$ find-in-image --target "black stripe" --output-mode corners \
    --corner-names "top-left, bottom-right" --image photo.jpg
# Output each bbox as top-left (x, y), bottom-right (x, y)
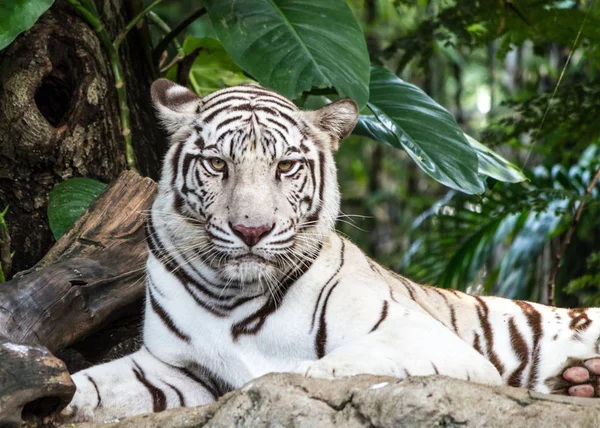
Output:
top-left (202, 95), bottom-right (248, 111)
top-left (146, 218), bottom-right (228, 317)
top-left (254, 96), bottom-right (297, 111)
top-left (315, 279), bottom-right (340, 358)
top-left (203, 104), bottom-right (232, 123)
top-left (203, 87), bottom-right (295, 109)
top-left (369, 300), bottom-right (389, 333)
top-left (515, 300), bottom-right (543, 388)
top-left (310, 240), bottom-right (345, 330)
top-left (176, 367), bottom-right (220, 400)
top-left (507, 316), bottom-right (529, 387)
top-left (132, 360), bottom-right (167, 412)
top-left (165, 382), bottom-right (185, 407)
top-left (86, 375), bottom-right (102, 409)
top-left (231, 244), bottom-right (321, 341)
top-left (265, 116), bottom-right (290, 133)
top-left (474, 296), bottom-right (505, 375)
top-left (216, 114), bottom-right (244, 132)
top-left (170, 142), bottom-right (184, 186)
top-left (148, 286), bottom-right (191, 343)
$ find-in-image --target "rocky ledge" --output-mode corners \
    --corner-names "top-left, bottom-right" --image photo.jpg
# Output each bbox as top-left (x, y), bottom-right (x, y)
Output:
top-left (63, 374), bottom-right (600, 428)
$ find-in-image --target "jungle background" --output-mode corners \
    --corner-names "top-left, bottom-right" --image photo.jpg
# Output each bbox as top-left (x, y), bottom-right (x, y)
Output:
top-left (1, 0), bottom-right (599, 310)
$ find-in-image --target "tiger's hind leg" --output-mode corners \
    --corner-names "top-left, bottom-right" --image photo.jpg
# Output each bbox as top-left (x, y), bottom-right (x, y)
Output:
top-left (548, 358), bottom-right (600, 398)
top-left (60, 347), bottom-right (217, 422)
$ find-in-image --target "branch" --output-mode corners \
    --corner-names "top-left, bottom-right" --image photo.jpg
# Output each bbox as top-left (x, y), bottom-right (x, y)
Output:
top-left (153, 8), bottom-right (207, 65)
top-left (114, 0), bottom-right (166, 49)
top-left (548, 166), bottom-right (600, 305)
top-left (147, 11), bottom-right (185, 60)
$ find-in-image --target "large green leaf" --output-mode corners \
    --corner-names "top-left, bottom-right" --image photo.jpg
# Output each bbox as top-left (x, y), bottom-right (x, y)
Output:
top-left (0, 0), bottom-right (54, 51)
top-left (465, 134), bottom-right (527, 183)
top-left (48, 178), bottom-right (106, 240)
top-left (182, 36), bottom-right (255, 97)
top-left (203, 0), bottom-right (370, 107)
top-left (354, 66), bottom-right (485, 194)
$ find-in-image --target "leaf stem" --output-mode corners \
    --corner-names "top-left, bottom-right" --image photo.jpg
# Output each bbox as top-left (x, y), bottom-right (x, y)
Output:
top-left (0, 206), bottom-right (11, 282)
top-left (114, 0), bottom-right (165, 49)
top-left (548, 166), bottom-right (600, 306)
top-left (153, 7), bottom-right (207, 65)
top-left (67, 0), bottom-right (138, 171)
top-left (147, 11), bottom-right (185, 58)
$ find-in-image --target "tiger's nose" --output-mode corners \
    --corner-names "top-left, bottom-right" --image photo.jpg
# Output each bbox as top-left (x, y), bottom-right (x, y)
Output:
top-left (230, 223), bottom-right (274, 247)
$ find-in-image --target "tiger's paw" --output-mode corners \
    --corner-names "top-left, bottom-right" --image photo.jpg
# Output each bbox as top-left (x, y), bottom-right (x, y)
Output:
top-left (562, 358), bottom-right (600, 398)
top-left (293, 355), bottom-right (400, 379)
top-left (59, 374), bottom-right (101, 422)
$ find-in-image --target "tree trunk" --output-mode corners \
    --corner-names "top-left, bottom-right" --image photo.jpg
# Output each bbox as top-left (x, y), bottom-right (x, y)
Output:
top-left (0, 0), bottom-right (167, 275)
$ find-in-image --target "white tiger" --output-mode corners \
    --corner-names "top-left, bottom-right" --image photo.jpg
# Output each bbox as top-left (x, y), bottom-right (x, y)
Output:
top-left (62, 79), bottom-right (600, 422)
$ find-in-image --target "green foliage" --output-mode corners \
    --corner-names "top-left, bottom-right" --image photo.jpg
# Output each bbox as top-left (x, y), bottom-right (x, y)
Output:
top-left (465, 134), bottom-right (526, 183)
top-left (0, 0), bottom-right (54, 50)
top-left (203, 0), bottom-right (371, 107)
top-left (5, 0), bottom-right (597, 307)
top-left (181, 36), bottom-right (254, 96)
top-left (402, 144), bottom-right (600, 302)
top-left (356, 66), bottom-right (488, 194)
top-left (567, 252), bottom-right (600, 307)
top-left (47, 178), bottom-right (106, 240)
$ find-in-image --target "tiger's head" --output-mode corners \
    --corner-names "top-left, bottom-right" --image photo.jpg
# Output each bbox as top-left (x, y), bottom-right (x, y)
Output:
top-left (151, 79), bottom-right (358, 286)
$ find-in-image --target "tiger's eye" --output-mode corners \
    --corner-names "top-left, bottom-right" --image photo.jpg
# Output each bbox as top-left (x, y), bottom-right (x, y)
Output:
top-left (210, 158), bottom-right (226, 171)
top-left (278, 160), bottom-right (294, 172)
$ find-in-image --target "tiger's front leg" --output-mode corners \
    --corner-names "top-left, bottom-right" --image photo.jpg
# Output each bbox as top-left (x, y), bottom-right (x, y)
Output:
top-left (61, 347), bottom-right (216, 422)
top-left (294, 307), bottom-right (503, 386)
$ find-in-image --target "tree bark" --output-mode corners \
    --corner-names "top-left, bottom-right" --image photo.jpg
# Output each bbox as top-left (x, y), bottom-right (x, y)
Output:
top-left (0, 0), bottom-right (167, 274)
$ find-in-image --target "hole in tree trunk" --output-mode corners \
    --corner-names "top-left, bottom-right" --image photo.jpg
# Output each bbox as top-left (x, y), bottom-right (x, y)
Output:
top-left (35, 39), bottom-right (78, 128)
top-left (35, 69), bottom-right (75, 128)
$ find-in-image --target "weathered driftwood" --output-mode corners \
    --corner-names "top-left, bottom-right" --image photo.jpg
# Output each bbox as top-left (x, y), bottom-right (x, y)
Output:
top-left (0, 341), bottom-right (73, 427)
top-left (0, 171), bottom-right (155, 422)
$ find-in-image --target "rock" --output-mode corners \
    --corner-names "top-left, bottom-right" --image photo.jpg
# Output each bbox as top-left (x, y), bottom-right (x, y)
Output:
top-left (59, 373), bottom-right (600, 428)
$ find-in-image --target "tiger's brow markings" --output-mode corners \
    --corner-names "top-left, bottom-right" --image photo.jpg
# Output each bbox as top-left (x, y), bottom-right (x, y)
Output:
top-left (215, 115), bottom-right (244, 132)
top-left (202, 86), bottom-right (296, 107)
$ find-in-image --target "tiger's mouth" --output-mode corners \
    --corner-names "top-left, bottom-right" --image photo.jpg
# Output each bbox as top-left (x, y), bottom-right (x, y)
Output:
top-left (230, 254), bottom-right (270, 264)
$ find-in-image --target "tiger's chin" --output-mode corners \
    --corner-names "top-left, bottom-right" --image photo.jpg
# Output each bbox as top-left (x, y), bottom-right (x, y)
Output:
top-left (220, 255), bottom-right (282, 286)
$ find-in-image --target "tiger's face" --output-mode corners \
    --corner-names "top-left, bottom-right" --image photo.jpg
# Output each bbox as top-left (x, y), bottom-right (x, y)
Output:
top-left (151, 80), bottom-right (358, 286)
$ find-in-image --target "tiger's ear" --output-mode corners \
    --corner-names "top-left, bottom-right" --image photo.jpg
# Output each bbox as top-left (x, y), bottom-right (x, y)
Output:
top-left (151, 79), bottom-right (202, 134)
top-left (305, 99), bottom-right (359, 151)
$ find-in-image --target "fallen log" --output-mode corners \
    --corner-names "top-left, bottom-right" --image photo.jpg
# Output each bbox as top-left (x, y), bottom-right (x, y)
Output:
top-left (0, 171), bottom-right (155, 423)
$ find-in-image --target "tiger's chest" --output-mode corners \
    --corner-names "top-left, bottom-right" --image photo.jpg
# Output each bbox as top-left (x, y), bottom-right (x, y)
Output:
top-left (144, 262), bottom-right (325, 385)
